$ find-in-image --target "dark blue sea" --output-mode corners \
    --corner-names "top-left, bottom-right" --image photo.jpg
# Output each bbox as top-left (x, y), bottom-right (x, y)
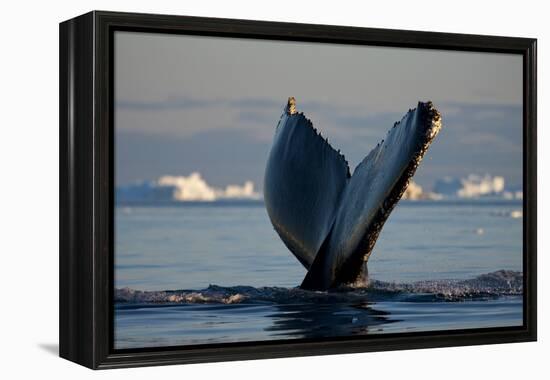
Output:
top-left (114, 200), bottom-right (523, 349)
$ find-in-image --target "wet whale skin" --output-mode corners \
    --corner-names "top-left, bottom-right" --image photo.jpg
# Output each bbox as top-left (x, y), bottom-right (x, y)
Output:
top-left (264, 99), bottom-right (442, 290)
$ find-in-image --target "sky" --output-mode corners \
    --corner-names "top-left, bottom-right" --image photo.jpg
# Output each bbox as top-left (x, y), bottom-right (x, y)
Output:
top-left (114, 31), bottom-right (523, 191)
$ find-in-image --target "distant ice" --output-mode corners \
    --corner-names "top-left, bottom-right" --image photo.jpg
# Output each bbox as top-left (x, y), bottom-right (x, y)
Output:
top-left (117, 172), bottom-right (261, 202)
top-left (433, 174), bottom-right (522, 199)
top-left (402, 180), bottom-right (442, 200)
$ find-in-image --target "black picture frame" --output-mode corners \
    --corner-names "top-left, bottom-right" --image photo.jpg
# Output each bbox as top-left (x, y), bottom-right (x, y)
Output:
top-left (59, 10), bottom-right (537, 369)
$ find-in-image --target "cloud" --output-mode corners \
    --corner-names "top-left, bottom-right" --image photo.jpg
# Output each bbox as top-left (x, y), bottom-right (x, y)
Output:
top-left (115, 129), bottom-right (270, 188)
top-left (117, 172), bottom-right (261, 202)
top-left (116, 97), bottom-right (218, 111)
top-left (116, 99), bottom-right (523, 190)
top-left (117, 97), bottom-right (283, 112)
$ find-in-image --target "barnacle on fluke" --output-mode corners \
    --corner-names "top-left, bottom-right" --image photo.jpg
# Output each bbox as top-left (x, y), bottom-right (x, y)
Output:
top-left (264, 97), bottom-right (442, 290)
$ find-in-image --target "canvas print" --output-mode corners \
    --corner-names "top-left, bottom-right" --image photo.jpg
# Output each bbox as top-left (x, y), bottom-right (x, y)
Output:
top-left (113, 31), bottom-right (523, 349)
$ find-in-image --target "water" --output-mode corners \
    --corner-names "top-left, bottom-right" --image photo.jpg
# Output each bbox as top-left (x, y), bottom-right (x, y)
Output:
top-left (114, 200), bottom-right (523, 349)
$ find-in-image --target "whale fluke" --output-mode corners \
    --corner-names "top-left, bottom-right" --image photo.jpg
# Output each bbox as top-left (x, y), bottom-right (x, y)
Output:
top-left (264, 98), bottom-right (442, 290)
top-left (264, 98), bottom-right (350, 269)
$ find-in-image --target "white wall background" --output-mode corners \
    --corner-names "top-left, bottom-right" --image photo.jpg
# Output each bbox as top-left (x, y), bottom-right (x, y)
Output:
top-left (0, 0), bottom-right (546, 378)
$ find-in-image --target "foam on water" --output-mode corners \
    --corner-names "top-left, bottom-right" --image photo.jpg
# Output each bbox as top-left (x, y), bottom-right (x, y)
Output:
top-left (365, 270), bottom-right (522, 300)
top-left (115, 270), bottom-right (522, 305)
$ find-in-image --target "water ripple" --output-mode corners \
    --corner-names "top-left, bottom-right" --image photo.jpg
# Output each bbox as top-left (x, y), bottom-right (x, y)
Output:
top-left (115, 270), bottom-right (522, 306)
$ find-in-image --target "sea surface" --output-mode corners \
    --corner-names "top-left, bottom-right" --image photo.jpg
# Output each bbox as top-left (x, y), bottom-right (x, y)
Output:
top-left (114, 199), bottom-right (523, 349)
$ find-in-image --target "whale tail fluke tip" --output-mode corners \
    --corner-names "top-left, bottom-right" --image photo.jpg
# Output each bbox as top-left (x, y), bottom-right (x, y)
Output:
top-left (287, 97), bottom-right (297, 115)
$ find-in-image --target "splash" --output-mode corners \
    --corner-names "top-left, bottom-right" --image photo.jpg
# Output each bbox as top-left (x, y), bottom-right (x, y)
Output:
top-left (115, 270), bottom-right (522, 305)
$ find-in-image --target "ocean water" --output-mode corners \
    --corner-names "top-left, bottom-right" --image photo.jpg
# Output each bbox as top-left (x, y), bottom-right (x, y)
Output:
top-left (114, 200), bottom-right (523, 349)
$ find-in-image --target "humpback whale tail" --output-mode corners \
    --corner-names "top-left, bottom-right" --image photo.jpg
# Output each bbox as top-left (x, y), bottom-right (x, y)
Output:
top-left (264, 98), bottom-right (442, 290)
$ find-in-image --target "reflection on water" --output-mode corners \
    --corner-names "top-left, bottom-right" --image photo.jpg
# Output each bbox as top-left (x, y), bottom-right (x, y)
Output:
top-left (264, 302), bottom-right (394, 338)
top-left (115, 270), bottom-right (522, 349)
top-left (115, 294), bottom-right (522, 349)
